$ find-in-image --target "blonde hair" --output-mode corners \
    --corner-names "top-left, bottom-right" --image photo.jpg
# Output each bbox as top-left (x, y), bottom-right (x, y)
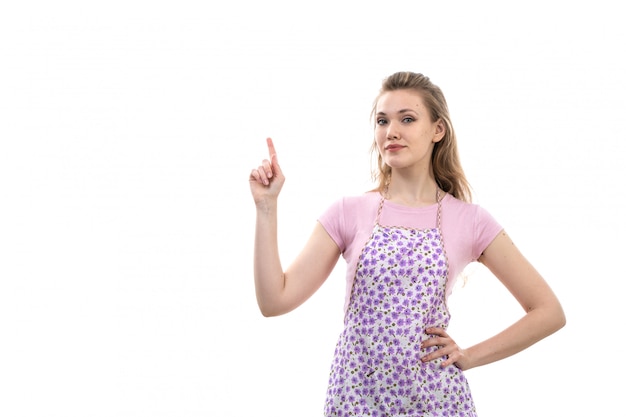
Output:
top-left (370, 71), bottom-right (472, 203)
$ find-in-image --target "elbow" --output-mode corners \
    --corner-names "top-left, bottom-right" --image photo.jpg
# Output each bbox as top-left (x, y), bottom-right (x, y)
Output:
top-left (528, 301), bottom-right (566, 336)
top-left (259, 306), bottom-right (280, 318)
top-left (552, 298), bottom-right (567, 330)
top-left (546, 303), bottom-right (567, 335)
top-left (257, 300), bottom-right (287, 318)
top-left (556, 306), bottom-right (567, 331)
top-left (256, 289), bottom-right (297, 317)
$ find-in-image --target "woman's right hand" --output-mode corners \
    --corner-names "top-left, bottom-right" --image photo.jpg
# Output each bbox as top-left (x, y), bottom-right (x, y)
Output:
top-left (249, 137), bottom-right (285, 206)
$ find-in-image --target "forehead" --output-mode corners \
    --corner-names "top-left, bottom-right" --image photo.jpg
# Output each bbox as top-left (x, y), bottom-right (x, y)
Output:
top-left (376, 89), bottom-right (427, 113)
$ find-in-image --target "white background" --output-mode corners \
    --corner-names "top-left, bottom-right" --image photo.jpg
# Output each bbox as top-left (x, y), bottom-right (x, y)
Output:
top-left (1, 1), bottom-right (624, 416)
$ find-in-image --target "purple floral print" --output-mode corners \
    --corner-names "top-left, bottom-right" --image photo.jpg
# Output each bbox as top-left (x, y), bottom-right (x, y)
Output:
top-left (324, 221), bottom-right (477, 417)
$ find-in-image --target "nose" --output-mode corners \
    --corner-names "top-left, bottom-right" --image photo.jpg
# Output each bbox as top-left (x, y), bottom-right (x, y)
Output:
top-left (386, 120), bottom-right (400, 140)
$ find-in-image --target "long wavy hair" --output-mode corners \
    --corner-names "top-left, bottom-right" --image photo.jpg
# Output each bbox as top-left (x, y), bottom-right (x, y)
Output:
top-left (370, 71), bottom-right (472, 203)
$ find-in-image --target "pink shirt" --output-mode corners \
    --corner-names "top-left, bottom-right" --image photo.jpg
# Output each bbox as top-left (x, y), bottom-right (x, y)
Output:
top-left (318, 192), bottom-right (503, 314)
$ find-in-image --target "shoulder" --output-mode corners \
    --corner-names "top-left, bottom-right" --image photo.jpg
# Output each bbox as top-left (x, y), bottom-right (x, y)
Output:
top-left (318, 191), bottom-right (381, 251)
top-left (322, 191), bottom-right (380, 213)
top-left (441, 195), bottom-right (502, 261)
top-left (319, 191), bottom-right (381, 227)
top-left (442, 194), bottom-right (503, 253)
top-left (441, 194), bottom-right (502, 238)
top-left (341, 191), bottom-right (381, 210)
top-left (443, 194), bottom-right (494, 220)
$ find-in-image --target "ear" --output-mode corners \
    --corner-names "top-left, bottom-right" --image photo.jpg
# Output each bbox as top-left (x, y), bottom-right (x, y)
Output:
top-left (433, 119), bottom-right (446, 143)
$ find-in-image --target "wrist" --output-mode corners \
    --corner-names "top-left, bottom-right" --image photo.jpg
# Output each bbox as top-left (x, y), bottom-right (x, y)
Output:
top-left (255, 198), bottom-right (278, 215)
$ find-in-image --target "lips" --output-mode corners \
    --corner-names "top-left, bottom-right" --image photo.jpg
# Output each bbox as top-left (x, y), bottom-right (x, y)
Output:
top-left (385, 144), bottom-right (405, 151)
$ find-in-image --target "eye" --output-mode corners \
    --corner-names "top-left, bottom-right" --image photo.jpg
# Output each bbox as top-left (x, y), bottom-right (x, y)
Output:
top-left (402, 116), bottom-right (415, 123)
top-left (376, 118), bottom-right (388, 125)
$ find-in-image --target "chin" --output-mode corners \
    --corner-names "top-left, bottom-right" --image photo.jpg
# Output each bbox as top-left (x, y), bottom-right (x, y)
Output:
top-left (384, 160), bottom-right (409, 169)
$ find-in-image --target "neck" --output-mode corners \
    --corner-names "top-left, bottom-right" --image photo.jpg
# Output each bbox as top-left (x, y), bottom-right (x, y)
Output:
top-left (384, 173), bottom-right (440, 207)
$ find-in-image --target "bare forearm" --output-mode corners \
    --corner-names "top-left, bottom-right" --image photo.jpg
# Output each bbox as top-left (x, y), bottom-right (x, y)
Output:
top-left (253, 201), bottom-right (287, 316)
top-left (464, 304), bottom-right (565, 370)
top-left (465, 231), bottom-right (567, 370)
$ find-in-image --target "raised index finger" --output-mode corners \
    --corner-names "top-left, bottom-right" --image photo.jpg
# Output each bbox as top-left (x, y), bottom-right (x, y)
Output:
top-left (266, 137), bottom-right (277, 162)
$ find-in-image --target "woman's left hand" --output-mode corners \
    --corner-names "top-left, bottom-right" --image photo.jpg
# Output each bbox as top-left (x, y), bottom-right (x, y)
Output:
top-left (421, 327), bottom-right (468, 369)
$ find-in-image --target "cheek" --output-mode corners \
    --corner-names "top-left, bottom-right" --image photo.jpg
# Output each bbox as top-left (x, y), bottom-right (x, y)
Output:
top-left (374, 130), bottom-right (385, 150)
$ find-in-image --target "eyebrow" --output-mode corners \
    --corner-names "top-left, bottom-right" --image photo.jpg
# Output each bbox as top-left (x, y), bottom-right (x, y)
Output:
top-left (376, 108), bottom-right (418, 116)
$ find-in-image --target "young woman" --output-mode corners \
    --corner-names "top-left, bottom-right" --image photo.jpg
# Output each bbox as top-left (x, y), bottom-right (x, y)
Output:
top-left (249, 71), bottom-right (565, 416)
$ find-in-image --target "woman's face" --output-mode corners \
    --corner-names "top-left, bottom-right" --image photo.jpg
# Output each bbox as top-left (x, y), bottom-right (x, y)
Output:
top-left (374, 89), bottom-right (444, 173)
